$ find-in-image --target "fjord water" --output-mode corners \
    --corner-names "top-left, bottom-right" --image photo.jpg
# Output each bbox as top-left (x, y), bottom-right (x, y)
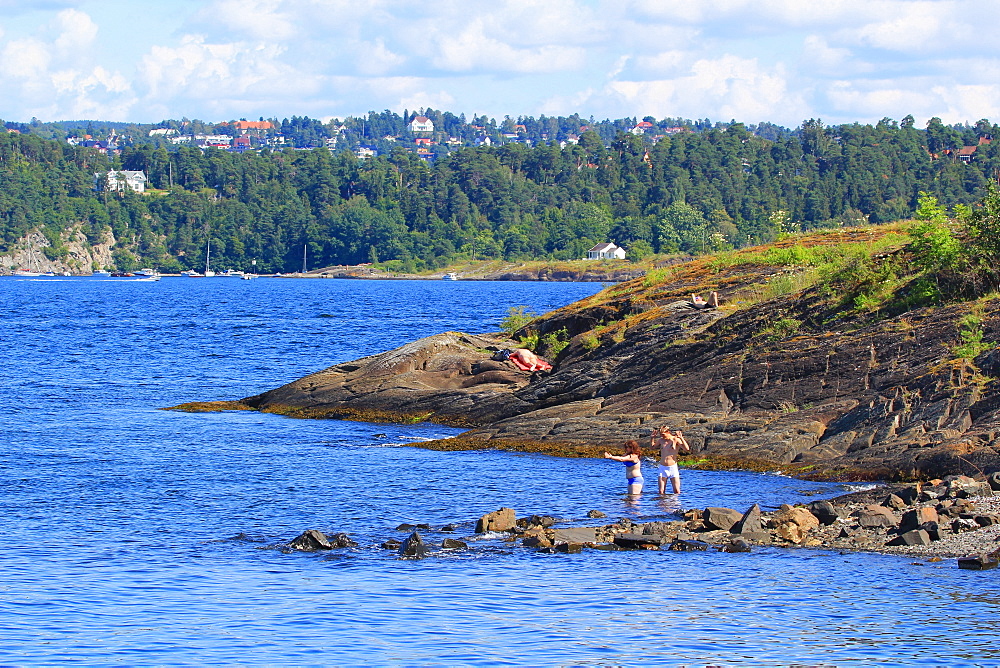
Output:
top-left (1, 277), bottom-right (998, 665)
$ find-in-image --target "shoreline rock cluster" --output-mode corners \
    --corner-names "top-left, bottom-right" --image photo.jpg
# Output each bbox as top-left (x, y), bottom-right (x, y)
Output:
top-left (280, 475), bottom-right (1000, 570)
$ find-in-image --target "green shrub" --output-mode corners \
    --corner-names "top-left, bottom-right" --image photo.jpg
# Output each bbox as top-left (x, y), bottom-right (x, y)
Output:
top-left (500, 305), bottom-right (537, 337)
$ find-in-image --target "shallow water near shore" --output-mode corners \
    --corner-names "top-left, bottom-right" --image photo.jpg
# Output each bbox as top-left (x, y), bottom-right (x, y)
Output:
top-left (2, 276), bottom-right (999, 664)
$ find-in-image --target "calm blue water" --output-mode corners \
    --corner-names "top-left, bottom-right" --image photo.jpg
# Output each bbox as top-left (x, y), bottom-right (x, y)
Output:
top-left (2, 276), bottom-right (999, 665)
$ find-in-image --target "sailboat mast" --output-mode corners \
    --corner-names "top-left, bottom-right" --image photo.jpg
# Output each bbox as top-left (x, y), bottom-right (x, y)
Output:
top-left (302, 243), bottom-right (307, 274)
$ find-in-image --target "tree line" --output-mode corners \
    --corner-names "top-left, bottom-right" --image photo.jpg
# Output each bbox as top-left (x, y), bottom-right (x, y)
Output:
top-left (1, 114), bottom-right (998, 274)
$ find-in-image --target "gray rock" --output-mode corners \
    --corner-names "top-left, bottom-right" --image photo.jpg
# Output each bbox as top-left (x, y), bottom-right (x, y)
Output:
top-left (807, 500), bottom-right (839, 526)
top-left (703, 506), bottom-right (743, 531)
top-left (886, 529), bottom-right (931, 546)
top-left (587, 510), bottom-right (607, 518)
top-left (288, 529), bottom-right (332, 551)
top-left (614, 533), bottom-right (667, 549)
top-left (897, 486), bottom-right (920, 505)
top-left (668, 539), bottom-right (710, 551)
top-left (900, 507), bottom-right (939, 533)
top-left (518, 514), bottom-right (557, 528)
top-left (441, 538), bottom-right (467, 549)
top-left (381, 539), bottom-right (402, 549)
top-left (553, 527), bottom-right (597, 544)
top-left (721, 537), bottom-right (752, 553)
top-left (883, 494), bottom-right (907, 510)
top-left (958, 554), bottom-right (1000, 570)
top-left (857, 506), bottom-right (897, 528)
top-left (989, 471), bottom-right (1000, 492)
top-left (555, 542), bottom-right (583, 554)
top-left (399, 531), bottom-right (428, 558)
top-left (730, 504), bottom-right (763, 534)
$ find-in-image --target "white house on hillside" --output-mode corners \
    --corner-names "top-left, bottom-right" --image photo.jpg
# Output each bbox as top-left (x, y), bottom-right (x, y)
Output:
top-left (587, 242), bottom-right (626, 260)
top-left (94, 170), bottom-right (147, 193)
top-left (409, 116), bottom-right (434, 133)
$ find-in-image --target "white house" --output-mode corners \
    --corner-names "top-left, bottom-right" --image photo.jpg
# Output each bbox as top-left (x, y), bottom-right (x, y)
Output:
top-left (95, 170), bottom-right (147, 193)
top-left (586, 242), bottom-right (626, 260)
top-left (409, 115), bottom-right (434, 133)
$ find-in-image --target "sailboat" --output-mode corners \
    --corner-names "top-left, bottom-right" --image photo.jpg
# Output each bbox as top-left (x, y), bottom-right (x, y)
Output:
top-left (204, 239), bottom-right (216, 277)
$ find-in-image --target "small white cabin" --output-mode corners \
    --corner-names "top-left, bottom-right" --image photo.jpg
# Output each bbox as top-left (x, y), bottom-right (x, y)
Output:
top-left (587, 243), bottom-right (626, 260)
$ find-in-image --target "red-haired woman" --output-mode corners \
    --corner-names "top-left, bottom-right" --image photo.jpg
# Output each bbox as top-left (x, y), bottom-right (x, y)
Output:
top-left (604, 440), bottom-right (644, 496)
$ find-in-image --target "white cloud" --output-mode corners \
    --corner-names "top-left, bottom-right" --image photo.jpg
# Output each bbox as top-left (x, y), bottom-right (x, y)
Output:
top-left (193, 0), bottom-right (297, 41)
top-left (430, 18), bottom-right (584, 73)
top-left (0, 37), bottom-right (50, 78)
top-left (53, 8), bottom-right (97, 52)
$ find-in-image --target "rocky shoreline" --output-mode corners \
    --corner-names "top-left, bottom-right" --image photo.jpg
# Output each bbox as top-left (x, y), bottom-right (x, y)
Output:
top-left (280, 475), bottom-right (1000, 570)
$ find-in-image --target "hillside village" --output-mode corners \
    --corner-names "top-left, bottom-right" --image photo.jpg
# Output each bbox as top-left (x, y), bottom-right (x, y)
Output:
top-left (62, 114), bottom-right (692, 164)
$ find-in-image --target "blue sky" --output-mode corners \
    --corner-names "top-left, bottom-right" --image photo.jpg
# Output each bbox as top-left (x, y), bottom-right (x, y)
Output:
top-left (0, 0), bottom-right (998, 128)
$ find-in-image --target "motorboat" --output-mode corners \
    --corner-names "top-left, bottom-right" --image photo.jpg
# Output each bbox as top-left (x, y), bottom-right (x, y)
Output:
top-left (240, 273), bottom-right (256, 280)
top-left (134, 268), bottom-right (158, 277)
top-left (217, 269), bottom-right (244, 277)
top-left (92, 270), bottom-right (111, 277)
top-left (181, 270), bottom-right (204, 277)
top-left (442, 272), bottom-right (459, 280)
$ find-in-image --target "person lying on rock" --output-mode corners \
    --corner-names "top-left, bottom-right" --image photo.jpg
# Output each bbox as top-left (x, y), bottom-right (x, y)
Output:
top-left (689, 291), bottom-right (719, 309)
top-left (604, 440), bottom-right (644, 497)
top-left (508, 348), bottom-right (553, 372)
top-left (652, 425), bottom-right (691, 494)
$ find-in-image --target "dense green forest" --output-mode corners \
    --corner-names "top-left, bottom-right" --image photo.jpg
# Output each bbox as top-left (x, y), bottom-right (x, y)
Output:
top-left (1, 114), bottom-right (998, 273)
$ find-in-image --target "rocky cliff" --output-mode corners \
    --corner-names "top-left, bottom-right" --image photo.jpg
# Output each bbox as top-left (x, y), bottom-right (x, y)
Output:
top-left (190, 228), bottom-right (1000, 481)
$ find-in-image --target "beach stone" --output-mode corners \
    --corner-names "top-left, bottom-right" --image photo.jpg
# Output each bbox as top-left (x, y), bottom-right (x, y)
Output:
top-left (587, 510), bottom-right (607, 518)
top-left (518, 514), bottom-right (557, 529)
top-left (988, 471), bottom-right (1000, 492)
top-left (440, 524), bottom-right (458, 532)
top-left (958, 554), bottom-right (1000, 570)
top-left (399, 531), bottom-right (428, 558)
top-left (900, 507), bottom-right (939, 533)
top-left (857, 505), bottom-right (897, 528)
top-left (730, 504), bottom-right (763, 535)
top-left (668, 539), bottom-right (709, 551)
top-left (553, 527), bottom-right (597, 544)
top-left (739, 530), bottom-right (772, 544)
top-left (775, 522), bottom-right (806, 544)
top-left (441, 538), bottom-right (467, 549)
top-left (897, 486), bottom-right (920, 505)
top-left (771, 505), bottom-right (820, 533)
top-left (807, 500), bottom-right (839, 526)
top-left (476, 507), bottom-right (516, 533)
top-left (887, 529), bottom-right (931, 547)
top-left (288, 529), bottom-right (332, 551)
top-left (555, 542), bottom-right (584, 554)
top-left (919, 521), bottom-right (943, 541)
top-left (522, 535), bottom-right (553, 548)
top-left (945, 475), bottom-right (984, 498)
top-left (721, 537), bottom-right (752, 553)
top-left (614, 533), bottom-right (666, 549)
top-left (975, 515), bottom-right (1000, 527)
top-left (952, 518), bottom-right (980, 533)
top-left (381, 538), bottom-right (402, 549)
top-left (329, 532), bottom-right (358, 548)
top-left (641, 522), bottom-right (676, 537)
top-left (884, 493), bottom-right (907, 510)
top-left (703, 507), bottom-right (743, 531)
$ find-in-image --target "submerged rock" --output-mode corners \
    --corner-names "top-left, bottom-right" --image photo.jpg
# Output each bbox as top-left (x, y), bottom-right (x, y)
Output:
top-left (399, 531), bottom-right (428, 558)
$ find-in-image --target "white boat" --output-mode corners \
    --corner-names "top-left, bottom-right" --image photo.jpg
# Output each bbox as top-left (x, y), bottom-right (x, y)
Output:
top-left (135, 275), bottom-right (160, 282)
top-left (240, 273), bottom-right (256, 280)
top-left (181, 270), bottom-right (204, 277)
top-left (204, 239), bottom-right (215, 277)
top-left (91, 270), bottom-right (111, 277)
top-left (134, 268), bottom-right (158, 277)
top-left (14, 270), bottom-right (43, 277)
top-left (218, 269), bottom-right (244, 277)
top-left (442, 272), bottom-right (459, 280)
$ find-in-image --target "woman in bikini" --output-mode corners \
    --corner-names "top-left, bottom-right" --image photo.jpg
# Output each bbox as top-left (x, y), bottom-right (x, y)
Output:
top-left (604, 440), bottom-right (644, 497)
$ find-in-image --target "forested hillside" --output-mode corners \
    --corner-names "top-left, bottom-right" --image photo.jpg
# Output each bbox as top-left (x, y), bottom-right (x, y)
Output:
top-left (2, 115), bottom-right (998, 274)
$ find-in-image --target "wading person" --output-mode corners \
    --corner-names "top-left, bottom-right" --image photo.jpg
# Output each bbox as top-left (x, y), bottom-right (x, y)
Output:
top-left (604, 440), bottom-right (644, 497)
top-left (653, 425), bottom-right (690, 494)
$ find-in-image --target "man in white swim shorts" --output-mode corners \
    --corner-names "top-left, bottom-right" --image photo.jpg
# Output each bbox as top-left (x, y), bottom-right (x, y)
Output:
top-left (652, 425), bottom-right (691, 494)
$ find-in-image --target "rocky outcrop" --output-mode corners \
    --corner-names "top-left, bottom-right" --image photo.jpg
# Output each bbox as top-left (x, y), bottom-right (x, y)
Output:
top-left (209, 232), bottom-right (1000, 481)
